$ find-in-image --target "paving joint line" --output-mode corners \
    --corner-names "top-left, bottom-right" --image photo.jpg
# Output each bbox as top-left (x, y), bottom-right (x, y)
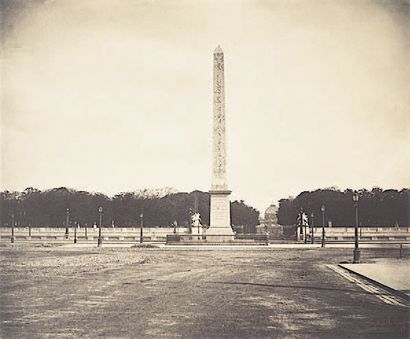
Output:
top-left (326, 264), bottom-right (409, 308)
top-left (337, 264), bottom-right (410, 302)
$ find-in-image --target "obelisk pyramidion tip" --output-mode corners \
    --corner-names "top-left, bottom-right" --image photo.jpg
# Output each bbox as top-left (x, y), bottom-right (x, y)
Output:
top-left (214, 45), bottom-right (223, 54)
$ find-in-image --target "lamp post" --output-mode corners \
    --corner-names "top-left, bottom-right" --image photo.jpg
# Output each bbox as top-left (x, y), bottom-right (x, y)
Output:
top-left (353, 192), bottom-right (360, 263)
top-left (311, 212), bottom-right (314, 244)
top-left (302, 212), bottom-right (307, 244)
top-left (65, 208), bottom-right (70, 239)
top-left (98, 207), bottom-right (103, 247)
top-left (297, 209), bottom-right (303, 242)
top-left (11, 213), bottom-right (15, 243)
top-left (74, 221), bottom-right (77, 244)
top-left (140, 213), bottom-right (144, 244)
top-left (197, 214), bottom-right (201, 241)
top-left (321, 205), bottom-right (326, 247)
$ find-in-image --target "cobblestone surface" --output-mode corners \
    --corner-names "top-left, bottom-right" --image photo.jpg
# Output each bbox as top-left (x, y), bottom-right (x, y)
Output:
top-left (0, 245), bottom-right (408, 338)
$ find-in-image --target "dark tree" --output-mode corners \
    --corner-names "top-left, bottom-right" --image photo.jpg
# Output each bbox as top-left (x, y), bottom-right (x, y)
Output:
top-left (277, 187), bottom-right (409, 227)
top-left (231, 200), bottom-right (259, 233)
top-left (0, 188), bottom-right (260, 230)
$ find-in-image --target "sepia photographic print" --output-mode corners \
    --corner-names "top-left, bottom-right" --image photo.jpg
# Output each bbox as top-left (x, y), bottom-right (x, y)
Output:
top-left (1, 0), bottom-right (409, 338)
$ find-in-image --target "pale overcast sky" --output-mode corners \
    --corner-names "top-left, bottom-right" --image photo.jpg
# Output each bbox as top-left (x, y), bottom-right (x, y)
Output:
top-left (1, 0), bottom-right (409, 212)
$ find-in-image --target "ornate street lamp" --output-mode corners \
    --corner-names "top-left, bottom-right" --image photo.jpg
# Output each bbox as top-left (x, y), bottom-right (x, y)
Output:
top-left (98, 207), bottom-right (103, 247)
top-left (297, 209), bottom-right (303, 242)
top-left (303, 212), bottom-right (307, 244)
top-left (65, 208), bottom-right (70, 239)
top-left (311, 212), bottom-right (314, 244)
top-left (74, 221), bottom-right (77, 244)
top-left (321, 205), bottom-right (326, 247)
top-left (11, 213), bottom-right (15, 243)
top-left (353, 192), bottom-right (360, 263)
top-left (139, 213), bottom-right (144, 244)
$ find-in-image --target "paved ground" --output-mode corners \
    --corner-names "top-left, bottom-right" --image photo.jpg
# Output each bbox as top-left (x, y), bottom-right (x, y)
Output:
top-left (0, 244), bottom-right (408, 338)
top-left (342, 258), bottom-right (410, 296)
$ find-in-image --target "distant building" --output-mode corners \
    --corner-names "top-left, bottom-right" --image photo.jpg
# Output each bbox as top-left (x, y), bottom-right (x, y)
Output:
top-left (256, 204), bottom-right (283, 239)
top-left (264, 204), bottom-right (278, 226)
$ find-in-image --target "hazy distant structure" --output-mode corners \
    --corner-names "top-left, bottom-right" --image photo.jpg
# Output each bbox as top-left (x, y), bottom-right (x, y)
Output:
top-left (264, 204), bottom-right (279, 226)
top-left (256, 204), bottom-right (283, 239)
top-left (208, 46), bottom-right (234, 236)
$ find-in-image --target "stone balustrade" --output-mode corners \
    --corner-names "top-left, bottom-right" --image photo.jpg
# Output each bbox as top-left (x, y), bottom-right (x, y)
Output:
top-left (307, 227), bottom-right (410, 241)
top-left (1, 226), bottom-right (409, 242)
top-left (0, 226), bottom-right (190, 241)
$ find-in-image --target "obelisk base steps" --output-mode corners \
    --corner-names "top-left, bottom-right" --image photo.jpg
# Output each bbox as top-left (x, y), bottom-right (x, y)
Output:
top-left (208, 190), bottom-right (234, 238)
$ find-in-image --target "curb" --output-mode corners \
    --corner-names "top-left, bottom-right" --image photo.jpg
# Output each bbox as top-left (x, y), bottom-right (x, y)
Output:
top-left (338, 264), bottom-right (409, 302)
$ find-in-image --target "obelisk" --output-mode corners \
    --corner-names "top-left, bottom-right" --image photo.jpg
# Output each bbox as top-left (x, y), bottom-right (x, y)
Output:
top-left (208, 45), bottom-right (234, 236)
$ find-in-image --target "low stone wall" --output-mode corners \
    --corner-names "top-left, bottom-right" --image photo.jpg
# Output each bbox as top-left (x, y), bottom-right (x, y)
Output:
top-left (166, 233), bottom-right (269, 245)
top-left (2, 226), bottom-right (409, 242)
top-left (0, 226), bottom-right (190, 241)
top-left (303, 226), bottom-right (410, 242)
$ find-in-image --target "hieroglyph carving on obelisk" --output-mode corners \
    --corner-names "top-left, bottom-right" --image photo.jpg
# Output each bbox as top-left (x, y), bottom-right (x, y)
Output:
top-left (208, 45), bottom-right (233, 236)
top-left (212, 45), bottom-right (228, 191)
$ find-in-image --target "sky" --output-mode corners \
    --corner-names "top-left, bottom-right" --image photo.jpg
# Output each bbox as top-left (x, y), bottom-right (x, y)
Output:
top-left (1, 0), bottom-right (409, 213)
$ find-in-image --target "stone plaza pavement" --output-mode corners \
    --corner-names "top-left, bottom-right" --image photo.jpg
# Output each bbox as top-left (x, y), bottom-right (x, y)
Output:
top-left (341, 258), bottom-right (410, 298)
top-left (0, 244), bottom-right (408, 338)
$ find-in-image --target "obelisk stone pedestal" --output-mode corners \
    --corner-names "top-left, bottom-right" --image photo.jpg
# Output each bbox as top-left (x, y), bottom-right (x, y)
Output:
top-left (209, 190), bottom-right (232, 236)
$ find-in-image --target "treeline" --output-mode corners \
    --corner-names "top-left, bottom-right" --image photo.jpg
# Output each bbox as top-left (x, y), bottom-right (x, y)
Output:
top-left (277, 188), bottom-right (409, 227)
top-left (0, 187), bottom-right (259, 231)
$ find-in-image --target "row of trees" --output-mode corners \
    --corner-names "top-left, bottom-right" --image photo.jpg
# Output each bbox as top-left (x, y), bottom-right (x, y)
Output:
top-left (277, 188), bottom-right (408, 227)
top-left (0, 187), bottom-right (259, 231)
top-left (2, 186), bottom-right (407, 229)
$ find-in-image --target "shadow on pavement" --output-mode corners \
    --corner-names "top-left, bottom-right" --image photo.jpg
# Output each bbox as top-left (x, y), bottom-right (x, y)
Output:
top-left (207, 281), bottom-right (394, 296)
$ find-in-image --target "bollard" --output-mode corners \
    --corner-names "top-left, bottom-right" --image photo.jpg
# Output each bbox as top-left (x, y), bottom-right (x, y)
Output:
top-left (399, 243), bottom-right (403, 259)
top-left (74, 227), bottom-right (77, 244)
